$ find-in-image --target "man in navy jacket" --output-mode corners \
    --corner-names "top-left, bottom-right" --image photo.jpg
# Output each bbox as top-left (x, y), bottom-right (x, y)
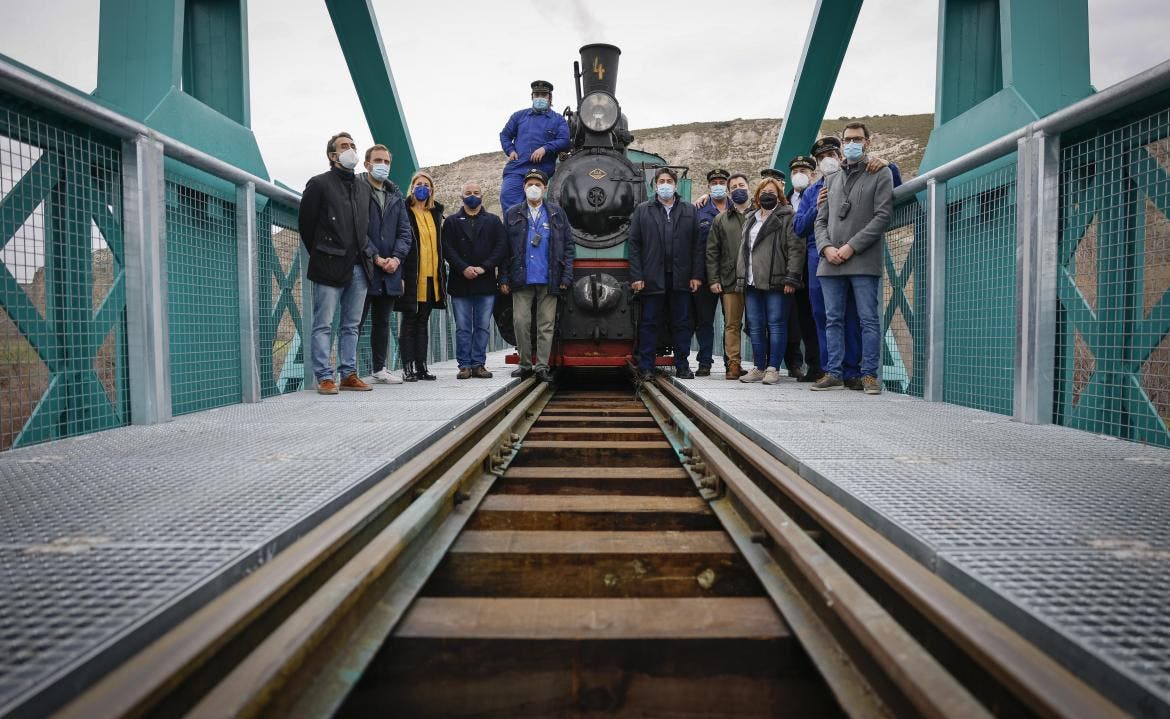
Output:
top-left (498, 80), bottom-right (571, 211)
top-left (500, 169), bottom-right (574, 382)
top-left (629, 167), bottom-right (704, 381)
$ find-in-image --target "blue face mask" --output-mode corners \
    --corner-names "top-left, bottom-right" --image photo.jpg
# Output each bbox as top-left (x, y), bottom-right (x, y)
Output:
top-left (463, 194), bottom-right (482, 210)
top-left (370, 164), bottom-right (390, 181)
top-left (709, 184), bottom-right (727, 199)
top-left (532, 97), bottom-right (550, 112)
top-left (730, 188), bottom-right (750, 205)
top-left (656, 183), bottom-right (675, 200)
top-left (842, 141), bottom-right (864, 161)
top-left (413, 185), bottom-right (431, 201)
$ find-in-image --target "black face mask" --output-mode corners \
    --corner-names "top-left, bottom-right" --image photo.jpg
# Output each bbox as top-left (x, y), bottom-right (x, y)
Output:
top-left (758, 192), bottom-right (779, 210)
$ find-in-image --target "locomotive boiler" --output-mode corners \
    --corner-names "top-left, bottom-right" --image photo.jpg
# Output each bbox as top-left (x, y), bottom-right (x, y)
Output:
top-left (498, 43), bottom-right (689, 369)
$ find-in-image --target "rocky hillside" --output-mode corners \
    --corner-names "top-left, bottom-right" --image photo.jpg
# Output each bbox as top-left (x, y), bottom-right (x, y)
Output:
top-left (421, 113), bottom-right (933, 215)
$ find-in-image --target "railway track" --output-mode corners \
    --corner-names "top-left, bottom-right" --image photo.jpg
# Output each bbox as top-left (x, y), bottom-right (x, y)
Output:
top-left (56, 372), bottom-right (1125, 719)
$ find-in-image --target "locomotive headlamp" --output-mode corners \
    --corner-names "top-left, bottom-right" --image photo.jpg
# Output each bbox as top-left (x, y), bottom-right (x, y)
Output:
top-left (579, 91), bottom-right (620, 133)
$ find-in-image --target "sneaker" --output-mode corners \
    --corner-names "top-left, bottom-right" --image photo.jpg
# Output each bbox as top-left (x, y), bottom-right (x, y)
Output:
top-left (675, 367), bottom-right (695, 379)
top-left (456, 367), bottom-right (472, 380)
top-left (317, 378), bottom-right (338, 395)
top-left (696, 364), bottom-right (711, 377)
top-left (810, 374), bottom-right (844, 391)
top-left (511, 367), bottom-right (533, 378)
top-left (844, 377), bottom-right (863, 391)
top-left (862, 375), bottom-right (882, 395)
top-left (739, 367), bottom-right (766, 383)
top-left (762, 366), bottom-right (780, 385)
top-left (472, 365), bottom-right (493, 378)
top-left (339, 373), bottom-right (372, 391)
top-left (372, 367), bottom-right (402, 384)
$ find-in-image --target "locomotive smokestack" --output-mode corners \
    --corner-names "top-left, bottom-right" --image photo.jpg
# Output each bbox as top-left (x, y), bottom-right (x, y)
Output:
top-left (579, 43), bottom-right (620, 97)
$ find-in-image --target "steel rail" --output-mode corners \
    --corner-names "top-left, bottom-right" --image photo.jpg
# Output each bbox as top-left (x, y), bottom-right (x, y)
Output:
top-left (52, 378), bottom-right (541, 719)
top-left (652, 379), bottom-right (1127, 719)
top-left (0, 56), bottom-right (302, 207)
top-left (640, 382), bottom-right (990, 719)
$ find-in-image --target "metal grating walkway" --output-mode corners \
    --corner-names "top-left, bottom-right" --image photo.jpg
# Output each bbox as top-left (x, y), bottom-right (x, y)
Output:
top-left (0, 351), bottom-right (520, 718)
top-left (667, 373), bottom-right (1170, 718)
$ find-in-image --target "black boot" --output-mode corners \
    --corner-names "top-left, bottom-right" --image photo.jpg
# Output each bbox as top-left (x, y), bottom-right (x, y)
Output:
top-left (402, 361), bottom-right (418, 382)
top-left (417, 361), bottom-right (437, 381)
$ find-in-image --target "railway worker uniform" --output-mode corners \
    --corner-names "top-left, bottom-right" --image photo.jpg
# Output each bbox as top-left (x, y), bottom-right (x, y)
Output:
top-left (629, 169), bottom-right (704, 381)
top-left (498, 80), bottom-right (571, 213)
top-left (708, 174), bottom-right (754, 380)
top-left (692, 168), bottom-right (730, 377)
top-left (812, 126), bottom-right (894, 395)
top-left (500, 169), bottom-right (574, 383)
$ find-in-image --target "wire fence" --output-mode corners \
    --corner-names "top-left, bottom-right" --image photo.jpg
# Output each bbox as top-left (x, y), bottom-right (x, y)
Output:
top-left (943, 161), bottom-right (1018, 414)
top-left (883, 199), bottom-right (928, 396)
top-left (1057, 106), bottom-right (1170, 447)
top-left (0, 97), bottom-right (128, 450)
top-left (164, 171), bottom-right (241, 415)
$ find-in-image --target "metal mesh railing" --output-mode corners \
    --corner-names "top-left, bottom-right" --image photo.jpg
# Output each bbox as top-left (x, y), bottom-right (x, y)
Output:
top-left (883, 199), bottom-right (928, 396)
top-left (165, 172), bottom-right (241, 415)
top-left (257, 200), bottom-right (304, 396)
top-left (0, 98), bottom-right (129, 450)
top-left (943, 161), bottom-right (1018, 414)
top-left (1057, 107), bottom-right (1170, 447)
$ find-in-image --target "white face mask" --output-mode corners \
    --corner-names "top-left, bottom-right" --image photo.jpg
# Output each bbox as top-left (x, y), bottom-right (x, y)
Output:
top-left (337, 148), bottom-right (359, 170)
top-left (819, 157), bottom-right (840, 175)
top-left (525, 184), bottom-right (543, 201)
top-left (792, 172), bottom-right (810, 190)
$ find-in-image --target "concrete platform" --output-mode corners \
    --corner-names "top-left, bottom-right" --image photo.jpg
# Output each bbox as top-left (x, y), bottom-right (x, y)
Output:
top-left (665, 372), bottom-right (1170, 718)
top-left (0, 351), bottom-right (520, 718)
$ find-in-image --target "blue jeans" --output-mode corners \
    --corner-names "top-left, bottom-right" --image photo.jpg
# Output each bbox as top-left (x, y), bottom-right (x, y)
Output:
top-left (637, 290), bottom-right (691, 372)
top-left (744, 287), bottom-right (791, 370)
top-left (820, 274), bottom-right (881, 379)
top-left (311, 265), bottom-right (368, 382)
top-left (808, 247), bottom-right (862, 378)
top-left (452, 294), bottom-right (495, 369)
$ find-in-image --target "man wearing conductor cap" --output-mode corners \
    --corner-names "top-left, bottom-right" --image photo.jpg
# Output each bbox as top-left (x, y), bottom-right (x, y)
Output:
top-left (499, 80), bottom-right (571, 212)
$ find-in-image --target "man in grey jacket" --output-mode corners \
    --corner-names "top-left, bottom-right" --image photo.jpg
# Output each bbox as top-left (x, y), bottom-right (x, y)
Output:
top-left (811, 122), bottom-right (893, 394)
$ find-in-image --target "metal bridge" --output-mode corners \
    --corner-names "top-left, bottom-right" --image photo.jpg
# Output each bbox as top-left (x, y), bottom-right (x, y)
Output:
top-left (0, 1), bottom-right (1168, 717)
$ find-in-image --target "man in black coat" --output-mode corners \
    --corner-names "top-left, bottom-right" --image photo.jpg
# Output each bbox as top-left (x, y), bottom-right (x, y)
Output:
top-left (298, 131), bottom-right (378, 394)
top-left (499, 169), bottom-right (574, 383)
top-left (441, 180), bottom-right (508, 379)
top-left (629, 167), bottom-right (704, 380)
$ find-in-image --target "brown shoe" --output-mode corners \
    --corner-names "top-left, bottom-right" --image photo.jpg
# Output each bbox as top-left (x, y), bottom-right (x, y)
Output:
top-left (725, 360), bottom-right (742, 380)
top-left (472, 365), bottom-right (493, 378)
top-left (457, 367), bottom-right (472, 380)
top-left (317, 379), bottom-right (338, 395)
top-left (339, 373), bottom-right (372, 391)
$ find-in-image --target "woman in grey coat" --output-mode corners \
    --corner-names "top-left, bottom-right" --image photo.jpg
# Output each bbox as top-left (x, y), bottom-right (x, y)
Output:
top-left (735, 177), bottom-right (806, 384)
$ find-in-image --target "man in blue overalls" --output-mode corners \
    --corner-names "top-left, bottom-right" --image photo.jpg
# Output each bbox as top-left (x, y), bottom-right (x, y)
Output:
top-left (499, 80), bottom-right (571, 212)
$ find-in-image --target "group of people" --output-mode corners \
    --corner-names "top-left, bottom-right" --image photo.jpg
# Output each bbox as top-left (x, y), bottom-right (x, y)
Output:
top-left (298, 76), bottom-right (897, 396)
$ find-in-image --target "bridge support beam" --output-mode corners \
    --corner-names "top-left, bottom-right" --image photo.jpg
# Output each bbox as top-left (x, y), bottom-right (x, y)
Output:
top-left (924, 178), bottom-right (947, 402)
top-left (1013, 131), bottom-right (1060, 424)
top-left (237, 181), bottom-right (261, 403)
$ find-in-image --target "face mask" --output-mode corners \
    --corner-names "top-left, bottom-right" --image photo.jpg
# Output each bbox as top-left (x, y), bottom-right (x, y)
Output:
top-left (370, 164), bottom-right (390, 181)
top-left (337, 148), bottom-right (358, 170)
top-left (525, 184), bottom-right (543, 201)
top-left (819, 157), bottom-right (840, 175)
top-left (656, 183), bottom-right (675, 200)
top-left (730, 188), bottom-right (750, 205)
top-left (463, 194), bottom-right (482, 210)
top-left (532, 97), bottom-right (550, 112)
top-left (413, 185), bottom-right (431, 201)
top-left (758, 192), bottom-right (779, 210)
top-left (842, 141), bottom-right (864, 161)
top-left (791, 172), bottom-right (809, 190)
top-left (709, 184), bottom-right (727, 199)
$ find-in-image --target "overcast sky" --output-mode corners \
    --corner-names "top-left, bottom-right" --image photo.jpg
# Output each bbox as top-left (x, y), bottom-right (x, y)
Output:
top-left (1, 0), bottom-right (1167, 191)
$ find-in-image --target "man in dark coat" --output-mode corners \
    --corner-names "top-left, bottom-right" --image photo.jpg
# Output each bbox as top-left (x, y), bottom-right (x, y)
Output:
top-left (629, 167), bottom-right (704, 380)
top-left (297, 131), bottom-right (377, 395)
top-left (358, 144), bottom-right (413, 384)
top-left (499, 169), bottom-right (574, 383)
top-left (442, 180), bottom-right (508, 379)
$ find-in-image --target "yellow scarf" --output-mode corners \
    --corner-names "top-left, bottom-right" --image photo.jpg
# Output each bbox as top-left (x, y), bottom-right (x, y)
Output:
top-left (412, 206), bottom-right (439, 302)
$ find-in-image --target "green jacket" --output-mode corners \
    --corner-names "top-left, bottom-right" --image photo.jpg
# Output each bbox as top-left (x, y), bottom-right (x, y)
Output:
top-left (706, 203), bottom-right (752, 289)
top-left (735, 205), bottom-right (805, 292)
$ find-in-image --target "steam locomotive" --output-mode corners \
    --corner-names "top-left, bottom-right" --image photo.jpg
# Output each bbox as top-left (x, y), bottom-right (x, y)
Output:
top-left (498, 43), bottom-right (688, 368)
